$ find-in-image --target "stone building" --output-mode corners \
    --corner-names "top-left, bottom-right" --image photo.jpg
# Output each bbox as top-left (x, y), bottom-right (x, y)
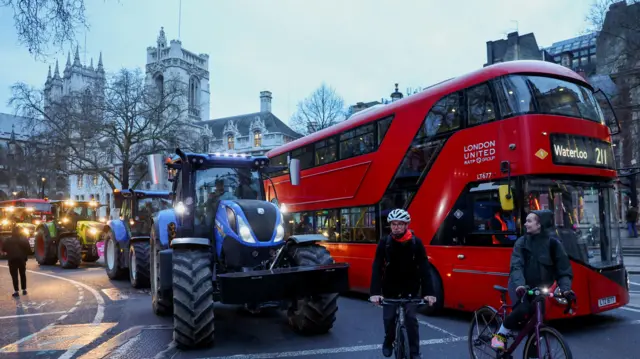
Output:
top-left (200, 91), bottom-right (302, 156)
top-left (484, 31), bottom-right (553, 66)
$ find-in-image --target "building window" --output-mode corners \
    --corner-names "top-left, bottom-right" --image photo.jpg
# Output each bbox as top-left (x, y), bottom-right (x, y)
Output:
top-left (77, 175), bottom-right (83, 188)
top-left (254, 131), bottom-right (262, 147)
top-left (188, 76), bottom-right (200, 117)
top-left (227, 134), bottom-right (234, 150)
top-left (92, 174), bottom-right (98, 186)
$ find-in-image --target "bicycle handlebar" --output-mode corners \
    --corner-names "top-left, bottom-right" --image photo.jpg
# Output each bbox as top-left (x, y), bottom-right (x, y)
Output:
top-left (380, 298), bottom-right (426, 305)
top-left (522, 286), bottom-right (576, 315)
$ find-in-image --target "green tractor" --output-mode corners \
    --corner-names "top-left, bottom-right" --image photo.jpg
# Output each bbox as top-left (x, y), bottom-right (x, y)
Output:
top-left (34, 199), bottom-right (106, 269)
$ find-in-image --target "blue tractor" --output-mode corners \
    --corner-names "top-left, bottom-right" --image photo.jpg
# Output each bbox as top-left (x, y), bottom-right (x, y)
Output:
top-left (103, 189), bottom-right (171, 288)
top-left (148, 149), bottom-right (350, 349)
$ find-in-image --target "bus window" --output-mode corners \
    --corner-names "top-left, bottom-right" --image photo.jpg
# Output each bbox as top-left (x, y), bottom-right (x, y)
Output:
top-left (466, 83), bottom-right (496, 126)
top-left (315, 137), bottom-right (338, 166)
top-left (424, 93), bottom-right (462, 137)
top-left (339, 123), bottom-right (375, 160)
top-left (527, 76), bottom-right (603, 123)
top-left (493, 76), bottom-right (535, 117)
top-left (314, 209), bottom-right (339, 241)
top-left (340, 206), bottom-right (376, 243)
top-left (292, 212), bottom-right (314, 235)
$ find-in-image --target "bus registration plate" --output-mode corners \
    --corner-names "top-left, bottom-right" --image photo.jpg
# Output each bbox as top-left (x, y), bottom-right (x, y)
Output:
top-left (598, 296), bottom-right (616, 307)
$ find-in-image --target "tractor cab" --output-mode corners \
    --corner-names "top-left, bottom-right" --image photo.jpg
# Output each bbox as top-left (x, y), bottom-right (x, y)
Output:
top-left (113, 189), bottom-right (171, 237)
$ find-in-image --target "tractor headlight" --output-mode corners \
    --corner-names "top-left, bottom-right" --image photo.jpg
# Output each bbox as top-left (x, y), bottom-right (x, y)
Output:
top-left (62, 217), bottom-right (70, 224)
top-left (22, 228), bottom-right (30, 236)
top-left (175, 202), bottom-right (186, 215)
top-left (274, 224), bottom-right (284, 242)
top-left (1, 219), bottom-right (9, 226)
top-left (89, 227), bottom-right (99, 236)
top-left (236, 216), bottom-right (256, 243)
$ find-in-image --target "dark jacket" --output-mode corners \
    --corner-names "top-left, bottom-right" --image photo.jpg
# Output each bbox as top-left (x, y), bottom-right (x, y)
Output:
top-left (370, 230), bottom-right (433, 298)
top-left (3, 235), bottom-right (31, 262)
top-left (508, 210), bottom-right (573, 292)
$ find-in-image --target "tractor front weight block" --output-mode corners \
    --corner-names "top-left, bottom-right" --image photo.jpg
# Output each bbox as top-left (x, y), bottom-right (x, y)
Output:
top-left (217, 263), bottom-right (350, 304)
top-left (159, 248), bottom-right (174, 291)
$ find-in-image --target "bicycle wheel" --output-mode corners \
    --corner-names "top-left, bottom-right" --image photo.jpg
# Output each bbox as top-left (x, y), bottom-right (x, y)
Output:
top-left (395, 326), bottom-right (411, 359)
top-left (522, 326), bottom-right (573, 359)
top-left (468, 306), bottom-right (503, 359)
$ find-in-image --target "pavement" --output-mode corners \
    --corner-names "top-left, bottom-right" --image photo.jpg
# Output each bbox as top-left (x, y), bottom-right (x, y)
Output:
top-left (1, 258), bottom-right (640, 358)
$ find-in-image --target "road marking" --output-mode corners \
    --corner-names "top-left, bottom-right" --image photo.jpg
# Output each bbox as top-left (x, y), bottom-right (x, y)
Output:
top-left (105, 334), bottom-right (141, 359)
top-left (198, 336), bottom-right (466, 359)
top-left (417, 320), bottom-right (459, 338)
top-left (630, 281), bottom-right (640, 286)
top-left (0, 311), bottom-right (68, 320)
top-left (0, 265), bottom-right (105, 358)
top-left (620, 306), bottom-right (640, 313)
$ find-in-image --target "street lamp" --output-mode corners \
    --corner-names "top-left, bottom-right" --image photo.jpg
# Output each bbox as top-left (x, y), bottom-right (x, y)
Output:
top-left (41, 177), bottom-right (46, 199)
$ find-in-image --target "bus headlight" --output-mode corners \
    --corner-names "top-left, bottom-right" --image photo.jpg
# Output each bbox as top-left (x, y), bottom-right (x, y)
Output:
top-left (236, 216), bottom-right (256, 243)
top-left (274, 224), bottom-right (284, 242)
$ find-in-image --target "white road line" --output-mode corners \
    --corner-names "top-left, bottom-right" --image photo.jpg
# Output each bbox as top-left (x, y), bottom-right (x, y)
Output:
top-left (198, 336), bottom-right (466, 359)
top-left (629, 281), bottom-right (640, 286)
top-left (417, 320), bottom-right (459, 338)
top-left (620, 306), bottom-right (640, 313)
top-left (0, 265), bottom-right (105, 359)
top-left (0, 311), bottom-right (68, 320)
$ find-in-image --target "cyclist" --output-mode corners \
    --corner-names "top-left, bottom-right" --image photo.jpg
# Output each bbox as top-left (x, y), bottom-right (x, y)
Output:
top-left (370, 208), bottom-right (437, 359)
top-left (491, 209), bottom-right (576, 351)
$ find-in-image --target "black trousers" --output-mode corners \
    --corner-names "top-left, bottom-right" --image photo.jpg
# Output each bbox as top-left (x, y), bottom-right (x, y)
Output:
top-left (383, 303), bottom-right (420, 355)
top-left (8, 259), bottom-right (27, 292)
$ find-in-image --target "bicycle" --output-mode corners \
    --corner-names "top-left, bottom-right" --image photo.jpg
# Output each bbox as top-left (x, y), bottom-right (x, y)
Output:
top-left (468, 285), bottom-right (575, 359)
top-left (371, 297), bottom-right (425, 359)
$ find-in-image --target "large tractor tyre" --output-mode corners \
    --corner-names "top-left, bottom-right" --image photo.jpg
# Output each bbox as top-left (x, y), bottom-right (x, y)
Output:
top-left (105, 231), bottom-right (127, 280)
top-left (420, 266), bottom-right (444, 316)
top-left (58, 237), bottom-right (82, 269)
top-left (172, 248), bottom-right (215, 349)
top-left (286, 244), bottom-right (339, 335)
top-left (34, 228), bottom-right (57, 265)
top-left (150, 234), bottom-right (172, 316)
top-left (129, 242), bottom-right (151, 289)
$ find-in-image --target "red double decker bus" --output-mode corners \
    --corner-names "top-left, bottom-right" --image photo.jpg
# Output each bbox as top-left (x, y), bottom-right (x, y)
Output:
top-left (264, 60), bottom-right (629, 319)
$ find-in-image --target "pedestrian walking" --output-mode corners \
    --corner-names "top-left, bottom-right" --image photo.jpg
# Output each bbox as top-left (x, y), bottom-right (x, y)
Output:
top-left (626, 205), bottom-right (638, 238)
top-left (3, 230), bottom-right (30, 297)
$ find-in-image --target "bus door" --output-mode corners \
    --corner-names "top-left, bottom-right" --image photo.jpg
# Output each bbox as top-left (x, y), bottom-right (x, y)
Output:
top-left (449, 182), bottom-right (517, 311)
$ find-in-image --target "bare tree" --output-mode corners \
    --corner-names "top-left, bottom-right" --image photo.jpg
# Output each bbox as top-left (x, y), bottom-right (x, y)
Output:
top-left (0, 0), bottom-right (97, 59)
top-left (9, 67), bottom-right (191, 190)
top-left (289, 83), bottom-right (346, 135)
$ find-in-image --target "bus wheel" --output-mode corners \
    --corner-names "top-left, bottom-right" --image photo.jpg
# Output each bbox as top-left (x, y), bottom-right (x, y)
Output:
top-left (421, 266), bottom-right (444, 316)
top-left (286, 244), bottom-right (339, 334)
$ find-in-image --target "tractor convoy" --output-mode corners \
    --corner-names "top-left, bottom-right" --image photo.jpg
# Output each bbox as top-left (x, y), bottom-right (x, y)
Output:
top-left (103, 188), bottom-right (171, 288)
top-left (146, 150), bottom-right (350, 349)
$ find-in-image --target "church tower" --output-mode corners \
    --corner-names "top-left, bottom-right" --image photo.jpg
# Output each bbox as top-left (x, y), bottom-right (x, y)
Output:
top-left (145, 27), bottom-right (210, 122)
top-left (44, 45), bottom-right (106, 111)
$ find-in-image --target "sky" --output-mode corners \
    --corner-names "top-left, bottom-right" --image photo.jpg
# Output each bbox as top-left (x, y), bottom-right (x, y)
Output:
top-left (0, 0), bottom-right (596, 127)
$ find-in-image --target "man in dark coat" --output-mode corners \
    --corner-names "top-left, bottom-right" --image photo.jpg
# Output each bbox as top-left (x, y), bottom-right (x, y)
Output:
top-left (3, 232), bottom-right (30, 297)
top-left (491, 209), bottom-right (575, 351)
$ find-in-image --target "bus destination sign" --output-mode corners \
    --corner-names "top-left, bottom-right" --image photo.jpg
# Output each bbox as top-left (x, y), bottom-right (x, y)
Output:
top-left (549, 134), bottom-right (615, 170)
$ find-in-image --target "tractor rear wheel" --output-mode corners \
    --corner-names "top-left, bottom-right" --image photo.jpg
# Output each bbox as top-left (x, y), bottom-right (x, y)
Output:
top-left (286, 244), bottom-right (339, 335)
top-left (58, 237), bottom-right (82, 269)
top-left (172, 248), bottom-right (215, 349)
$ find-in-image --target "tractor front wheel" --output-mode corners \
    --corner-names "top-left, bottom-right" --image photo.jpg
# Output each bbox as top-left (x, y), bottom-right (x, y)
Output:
top-left (58, 237), bottom-right (82, 269)
top-left (172, 248), bottom-right (215, 349)
top-left (34, 228), bottom-right (57, 265)
top-left (129, 242), bottom-right (151, 288)
top-left (286, 244), bottom-right (339, 335)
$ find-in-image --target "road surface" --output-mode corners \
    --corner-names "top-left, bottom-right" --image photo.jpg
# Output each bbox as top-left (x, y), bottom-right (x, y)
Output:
top-left (1, 259), bottom-right (639, 358)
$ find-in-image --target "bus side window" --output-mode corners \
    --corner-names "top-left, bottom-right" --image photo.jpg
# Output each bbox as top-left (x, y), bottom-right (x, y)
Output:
top-left (292, 212), bottom-right (314, 235)
top-left (466, 83), bottom-right (496, 126)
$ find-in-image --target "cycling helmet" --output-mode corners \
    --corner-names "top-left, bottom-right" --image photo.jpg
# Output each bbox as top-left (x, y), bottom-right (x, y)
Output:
top-left (387, 209), bottom-right (411, 223)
